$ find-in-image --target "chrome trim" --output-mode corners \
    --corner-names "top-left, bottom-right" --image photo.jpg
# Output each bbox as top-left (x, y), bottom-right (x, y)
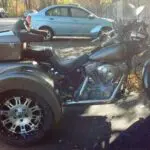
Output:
top-left (79, 77), bottom-right (88, 98)
top-left (63, 74), bottom-right (125, 106)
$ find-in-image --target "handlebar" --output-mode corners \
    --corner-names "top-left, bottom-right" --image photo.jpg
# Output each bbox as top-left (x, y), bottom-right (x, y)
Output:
top-left (91, 29), bottom-right (116, 43)
top-left (92, 19), bottom-right (148, 47)
top-left (101, 34), bottom-right (119, 47)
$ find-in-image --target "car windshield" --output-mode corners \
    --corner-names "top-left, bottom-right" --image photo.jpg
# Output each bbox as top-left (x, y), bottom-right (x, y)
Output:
top-left (123, 4), bottom-right (145, 20)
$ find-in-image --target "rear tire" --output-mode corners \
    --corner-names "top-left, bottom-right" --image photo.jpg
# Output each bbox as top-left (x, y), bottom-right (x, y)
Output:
top-left (40, 27), bottom-right (53, 41)
top-left (0, 90), bottom-right (54, 146)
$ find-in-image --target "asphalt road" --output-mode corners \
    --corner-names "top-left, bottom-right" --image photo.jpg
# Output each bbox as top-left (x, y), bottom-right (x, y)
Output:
top-left (0, 18), bottom-right (150, 150)
top-left (0, 18), bottom-right (18, 31)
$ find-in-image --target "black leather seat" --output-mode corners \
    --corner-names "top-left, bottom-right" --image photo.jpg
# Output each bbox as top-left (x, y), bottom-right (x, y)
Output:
top-left (26, 45), bottom-right (89, 72)
top-left (50, 49), bottom-right (89, 73)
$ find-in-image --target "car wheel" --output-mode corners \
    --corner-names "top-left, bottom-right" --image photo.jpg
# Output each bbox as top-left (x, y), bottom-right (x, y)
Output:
top-left (1, 13), bottom-right (5, 18)
top-left (0, 90), bottom-right (53, 146)
top-left (0, 13), bottom-right (3, 18)
top-left (4, 14), bottom-right (8, 18)
top-left (40, 27), bottom-right (53, 41)
top-left (99, 28), bottom-right (112, 43)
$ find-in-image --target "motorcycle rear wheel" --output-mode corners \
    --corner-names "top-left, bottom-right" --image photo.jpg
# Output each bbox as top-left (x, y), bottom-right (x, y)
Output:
top-left (0, 90), bottom-right (53, 146)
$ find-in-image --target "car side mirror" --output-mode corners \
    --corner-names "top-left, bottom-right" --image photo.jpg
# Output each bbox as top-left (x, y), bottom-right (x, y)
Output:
top-left (88, 14), bottom-right (95, 19)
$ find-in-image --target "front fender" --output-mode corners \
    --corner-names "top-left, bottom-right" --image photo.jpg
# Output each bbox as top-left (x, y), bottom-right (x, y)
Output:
top-left (90, 25), bottom-right (103, 38)
top-left (0, 61), bottom-right (62, 122)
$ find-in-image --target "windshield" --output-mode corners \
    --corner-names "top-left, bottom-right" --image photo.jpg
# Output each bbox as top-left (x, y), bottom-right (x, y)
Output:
top-left (123, 4), bottom-right (145, 21)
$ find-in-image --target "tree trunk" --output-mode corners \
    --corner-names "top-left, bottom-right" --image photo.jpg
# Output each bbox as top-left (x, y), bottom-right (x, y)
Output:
top-left (28, 0), bottom-right (31, 9)
top-left (24, 0), bottom-right (31, 10)
top-left (53, 0), bottom-right (57, 4)
top-left (16, 0), bottom-right (18, 16)
top-left (0, 0), bottom-right (8, 9)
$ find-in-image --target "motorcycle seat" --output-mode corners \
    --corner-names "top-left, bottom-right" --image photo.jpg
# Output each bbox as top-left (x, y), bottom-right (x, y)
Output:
top-left (27, 45), bottom-right (89, 72)
top-left (50, 49), bottom-right (89, 73)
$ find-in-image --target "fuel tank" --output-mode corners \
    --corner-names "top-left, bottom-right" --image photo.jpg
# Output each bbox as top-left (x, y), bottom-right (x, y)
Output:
top-left (89, 44), bottom-right (126, 62)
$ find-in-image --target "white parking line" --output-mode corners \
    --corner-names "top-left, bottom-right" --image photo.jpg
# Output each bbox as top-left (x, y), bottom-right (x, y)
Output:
top-left (0, 18), bottom-right (18, 23)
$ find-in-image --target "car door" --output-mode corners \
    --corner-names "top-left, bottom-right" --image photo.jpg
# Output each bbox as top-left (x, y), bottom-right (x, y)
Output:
top-left (70, 7), bottom-right (100, 36)
top-left (45, 7), bottom-right (74, 36)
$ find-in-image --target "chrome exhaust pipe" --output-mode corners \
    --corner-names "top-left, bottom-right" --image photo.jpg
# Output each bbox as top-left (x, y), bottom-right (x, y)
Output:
top-left (63, 75), bottom-right (125, 106)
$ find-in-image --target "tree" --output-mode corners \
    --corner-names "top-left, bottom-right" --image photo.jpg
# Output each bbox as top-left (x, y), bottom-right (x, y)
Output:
top-left (100, 0), bottom-right (112, 5)
top-left (0, 0), bottom-right (8, 9)
top-left (23, 0), bottom-right (31, 9)
top-left (53, 0), bottom-right (57, 4)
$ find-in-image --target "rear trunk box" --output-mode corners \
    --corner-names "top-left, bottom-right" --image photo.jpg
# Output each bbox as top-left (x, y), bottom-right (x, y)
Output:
top-left (0, 30), bottom-right (21, 61)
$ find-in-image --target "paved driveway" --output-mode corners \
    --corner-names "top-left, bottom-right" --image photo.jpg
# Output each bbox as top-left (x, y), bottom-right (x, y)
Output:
top-left (0, 18), bottom-right (18, 31)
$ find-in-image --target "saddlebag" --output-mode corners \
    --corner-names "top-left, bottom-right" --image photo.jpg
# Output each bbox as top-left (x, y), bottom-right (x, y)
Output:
top-left (0, 30), bottom-right (21, 61)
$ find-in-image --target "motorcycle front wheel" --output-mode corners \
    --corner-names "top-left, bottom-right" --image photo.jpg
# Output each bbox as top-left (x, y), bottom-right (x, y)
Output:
top-left (0, 90), bottom-right (53, 146)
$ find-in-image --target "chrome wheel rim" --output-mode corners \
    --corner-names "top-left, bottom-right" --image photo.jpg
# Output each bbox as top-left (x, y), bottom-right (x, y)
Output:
top-left (0, 96), bottom-right (42, 135)
top-left (45, 30), bottom-right (52, 40)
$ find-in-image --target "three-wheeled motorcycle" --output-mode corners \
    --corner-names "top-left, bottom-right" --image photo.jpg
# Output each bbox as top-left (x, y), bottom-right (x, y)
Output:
top-left (0, 4), bottom-right (150, 146)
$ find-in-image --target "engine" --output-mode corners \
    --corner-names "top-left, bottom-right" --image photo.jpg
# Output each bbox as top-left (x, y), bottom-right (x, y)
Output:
top-left (77, 62), bottom-right (127, 100)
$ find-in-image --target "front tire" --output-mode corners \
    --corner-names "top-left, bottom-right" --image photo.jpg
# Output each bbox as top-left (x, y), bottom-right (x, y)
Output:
top-left (0, 90), bottom-right (53, 146)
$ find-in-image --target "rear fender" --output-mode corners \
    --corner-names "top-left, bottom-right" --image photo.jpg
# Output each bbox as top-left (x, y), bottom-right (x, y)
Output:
top-left (0, 61), bottom-right (62, 122)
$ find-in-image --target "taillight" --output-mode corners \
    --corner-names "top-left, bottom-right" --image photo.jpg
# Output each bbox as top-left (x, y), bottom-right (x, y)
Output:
top-left (26, 15), bottom-right (31, 26)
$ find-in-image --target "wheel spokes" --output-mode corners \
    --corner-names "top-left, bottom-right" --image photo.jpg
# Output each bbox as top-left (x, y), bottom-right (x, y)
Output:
top-left (20, 125), bottom-right (27, 134)
top-left (45, 30), bottom-right (51, 40)
top-left (32, 115), bottom-right (41, 123)
top-left (24, 98), bottom-right (32, 107)
top-left (0, 110), bottom-right (9, 116)
top-left (30, 105), bottom-right (40, 113)
top-left (2, 118), bottom-right (11, 126)
top-left (5, 101), bottom-right (14, 109)
top-left (14, 97), bottom-right (22, 105)
top-left (10, 124), bottom-right (18, 132)
top-left (28, 122), bottom-right (37, 130)
top-left (1, 95), bottom-right (42, 135)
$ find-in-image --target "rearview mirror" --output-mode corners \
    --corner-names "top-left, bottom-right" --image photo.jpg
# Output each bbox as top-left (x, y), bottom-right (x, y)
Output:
top-left (128, 3), bottom-right (145, 17)
top-left (136, 5), bottom-right (145, 16)
top-left (128, 3), bottom-right (136, 9)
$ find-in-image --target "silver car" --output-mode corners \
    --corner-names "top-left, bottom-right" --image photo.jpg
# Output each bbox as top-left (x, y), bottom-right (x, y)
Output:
top-left (29, 4), bottom-right (113, 40)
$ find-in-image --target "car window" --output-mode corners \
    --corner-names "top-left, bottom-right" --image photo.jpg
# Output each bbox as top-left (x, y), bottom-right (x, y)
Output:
top-left (46, 7), bottom-right (69, 17)
top-left (71, 8), bottom-right (89, 18)
top-left (60, 8), bottom-right (68, 16)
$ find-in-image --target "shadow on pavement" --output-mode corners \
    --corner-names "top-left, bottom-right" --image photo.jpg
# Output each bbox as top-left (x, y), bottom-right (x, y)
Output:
top-left (40, 106), bottom-right (111, 150)
top-left (40, 105), bottom-right (150, 150)
top-left (109, 116), bottom-right (150, 150)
